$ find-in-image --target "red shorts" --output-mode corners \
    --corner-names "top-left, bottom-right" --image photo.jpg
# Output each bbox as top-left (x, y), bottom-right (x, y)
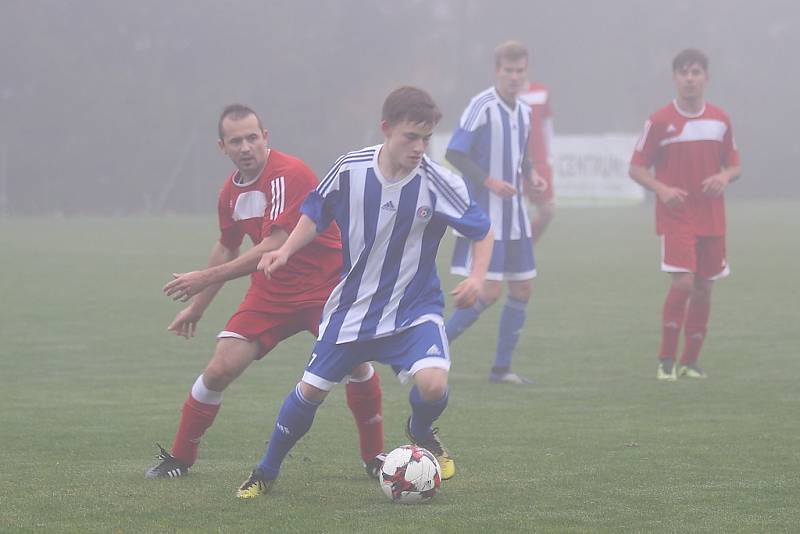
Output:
top-left (529, 165), bottom-right (554, 205)
top-left (219, 296), bottom-right (326, 359)
top-left (660, 233), bottom-right (730, 280)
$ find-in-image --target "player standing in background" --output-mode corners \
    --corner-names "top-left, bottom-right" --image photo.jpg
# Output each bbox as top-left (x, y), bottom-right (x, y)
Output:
top-left (629, 49), bottom-right (741, 381)
top-left (445, 41), bottom-right (546, 385)
top-left (520, 79), bottom-right (555, 241)
top-left (145, 104), bottom-right (385, 479)
top-left (235, 86), bottom-right (493, 498)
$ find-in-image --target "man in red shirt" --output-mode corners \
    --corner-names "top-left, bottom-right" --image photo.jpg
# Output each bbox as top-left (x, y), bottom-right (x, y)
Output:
top-left (629, 49), bottom-right (741, 381)
top-left (145, 104), bottom-right (384, 478)
top-left (520, 80), bottom-right (555, 242)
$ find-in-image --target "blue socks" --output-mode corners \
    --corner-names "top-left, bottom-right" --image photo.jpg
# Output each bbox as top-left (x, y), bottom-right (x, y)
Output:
top-left (408, 385), bottom-right (448, 441)
top-left (493, 296), bottom-right (528, 371)
top-left (445, 299), bottom-right (488, 342)
top-left (257, 385), bottom-right (321, 479)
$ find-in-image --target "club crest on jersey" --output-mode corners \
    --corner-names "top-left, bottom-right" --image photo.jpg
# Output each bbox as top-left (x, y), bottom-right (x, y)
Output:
top-left (416, 206), bottom-right (432, 220)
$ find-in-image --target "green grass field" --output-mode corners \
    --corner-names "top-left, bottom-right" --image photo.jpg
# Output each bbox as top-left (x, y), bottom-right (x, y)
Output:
top-left (1, 201), bottom-right (798, 533)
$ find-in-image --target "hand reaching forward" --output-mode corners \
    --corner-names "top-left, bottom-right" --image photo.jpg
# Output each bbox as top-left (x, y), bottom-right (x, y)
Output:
top-left (450, 277), bottom-right (482, 309)
top-left (163, 271), bottom-right (212, 302)
top-left (258, 250), bottom-right (289, 279)
top-left (167, 306), bottom-right (203, 339)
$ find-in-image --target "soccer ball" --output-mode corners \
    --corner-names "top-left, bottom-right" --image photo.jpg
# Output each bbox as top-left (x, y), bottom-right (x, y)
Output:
top-left (379, 445), bottom-right (442, 504)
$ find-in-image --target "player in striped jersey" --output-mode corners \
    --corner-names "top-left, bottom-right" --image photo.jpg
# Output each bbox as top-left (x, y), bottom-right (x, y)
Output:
top-left (445, 41), bottom-right (547, 385)
top-left (145, 104), bottom-right (384, 481)
top-left (236, 87), bottom-right (493, 498)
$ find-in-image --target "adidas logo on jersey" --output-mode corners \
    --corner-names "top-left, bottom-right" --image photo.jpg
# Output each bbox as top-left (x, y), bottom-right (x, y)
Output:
top-left (666, 123), bottom-right (677, 133)
top-left (381, 200), bottom-right (396, 211)
top-left (426, 344), bottom-right (442, 356)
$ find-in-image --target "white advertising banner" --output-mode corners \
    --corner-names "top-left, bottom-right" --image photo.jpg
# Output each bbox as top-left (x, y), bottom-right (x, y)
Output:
top-left (551, 134), bottom-right (644, 206)
top-left (430, 132), bottom-right (645, 206)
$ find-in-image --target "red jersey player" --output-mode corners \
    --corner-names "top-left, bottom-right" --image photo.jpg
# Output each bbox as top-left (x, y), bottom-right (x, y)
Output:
top-left (629, 49), bottom-right (741, 381)
top-left (520, 80), bottom-right (555, 241)
top-left (145, 104), bottom-right (384, 479)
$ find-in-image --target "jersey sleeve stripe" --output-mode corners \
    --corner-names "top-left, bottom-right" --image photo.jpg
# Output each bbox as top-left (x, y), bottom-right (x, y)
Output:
top-left (462, 93), bottom-right (495, 131)
top-left (270, 178), bottom-right (277, 220)
top-left (423, 160), bottom-right (469, 214)
top-left (635, 119), bottom-right (652, 152)
top-left (278, 175), bottom-right (285, 216)
top-left (318, 150), bottom-right (375, 196)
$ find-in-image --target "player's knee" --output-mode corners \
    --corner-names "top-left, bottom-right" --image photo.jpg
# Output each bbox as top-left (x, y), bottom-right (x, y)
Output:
top-left (508, 281), bottom-right (532, 302)
top-left (480, 282), bottom-right (503, 305)
top-left (202, 361), bottom-right (236, 391)
top-left (350, 362), bottom-right (373, 381)
top-left (692, 279), bottom-right (713, 300)
top-left (414, 369), bottom-right (449, 401)
top-left (670, 273), bottom-right (694, 293)
top-left (298, 381), bottom-right (328, 403)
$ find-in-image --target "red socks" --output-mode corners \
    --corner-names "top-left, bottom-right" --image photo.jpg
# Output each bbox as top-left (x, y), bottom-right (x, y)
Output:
top-left (345, 369), bottom-right (384, 463)
top-left (170, 370), bottom-right (384, 467)
top-left (680, 298), bottom-right (711, 365)
top-left (659, 286), bottom-right (691, 361)
top-left (171, 394), bottom-right (221, 466)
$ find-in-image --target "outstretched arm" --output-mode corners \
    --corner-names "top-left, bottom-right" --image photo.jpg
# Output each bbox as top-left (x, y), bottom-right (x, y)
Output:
top-left (166, 241), bottom-right (237, 339)
top-left (164, 229), bottom-right (289, 302)
top-left (258, 215), bottom-right (320, 278)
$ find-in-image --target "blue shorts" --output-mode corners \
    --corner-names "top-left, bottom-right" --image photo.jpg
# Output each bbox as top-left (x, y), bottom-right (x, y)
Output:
top-left (301, 320), bottom-right (451, 391)
top-left (451, 237), bottom-right (536, 281)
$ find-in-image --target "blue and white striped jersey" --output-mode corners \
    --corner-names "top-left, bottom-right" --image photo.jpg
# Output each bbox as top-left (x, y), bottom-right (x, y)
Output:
top-left (448, 87), bottom-right (533, 241)
top-left (301, 145), bottom-right (490, 344)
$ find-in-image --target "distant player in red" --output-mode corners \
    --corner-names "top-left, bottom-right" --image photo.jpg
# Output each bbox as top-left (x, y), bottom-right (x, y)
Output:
top-left (145, 104), bottom-right (384, 478)
top-left (629, 49), bottom-right (741, 380)
top-left (520, 80), bottom-right (555, 241)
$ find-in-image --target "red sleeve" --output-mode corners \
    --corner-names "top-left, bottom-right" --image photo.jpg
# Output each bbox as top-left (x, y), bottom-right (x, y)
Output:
top-left (262, 161), bottom-right (317, 236)
top-left (722, 118), bottom-right (740, 167)
top-left (217, 187), bottom-right (244, 250)
top-left (528, 106), bottom-right (548, 168)
top-left (631, 118), bottom-right (660, 168)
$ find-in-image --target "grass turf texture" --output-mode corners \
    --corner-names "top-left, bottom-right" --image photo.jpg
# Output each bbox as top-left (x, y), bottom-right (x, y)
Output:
top-left (1, 202), bottom-right (798, 533)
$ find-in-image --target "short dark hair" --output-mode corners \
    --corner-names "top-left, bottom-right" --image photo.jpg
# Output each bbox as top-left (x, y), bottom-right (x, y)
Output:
top-left (381, 86), bottom-right (442, 127)
top-left (218, 103), bottom-right (264, 140)
top-left (495, 40), bottom-right (528, 68)
top-left (672, 48), bottom-right (709, 72)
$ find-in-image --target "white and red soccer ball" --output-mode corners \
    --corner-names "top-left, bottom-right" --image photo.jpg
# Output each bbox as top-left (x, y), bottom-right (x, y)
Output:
top-left (379, 445), bottom-right (442, 504)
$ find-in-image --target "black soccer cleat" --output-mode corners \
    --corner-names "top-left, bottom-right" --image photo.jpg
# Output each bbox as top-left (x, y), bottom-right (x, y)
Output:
top-left (144, 443), bottom-right (190, 479)
top-left (236, 468), bottom-right (275, 498)
top-left (364, 453), bottom-right (387, 479)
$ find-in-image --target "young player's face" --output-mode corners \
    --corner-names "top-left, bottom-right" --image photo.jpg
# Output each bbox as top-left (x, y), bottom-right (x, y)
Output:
top-left (383, 119), bottom-right (434, 174)
top-left (673, 62), bottom-right (708, 102)
top-left (495, 57), bottom-right (528, 102)
top-left (218, 114), bottom-right (268, 176)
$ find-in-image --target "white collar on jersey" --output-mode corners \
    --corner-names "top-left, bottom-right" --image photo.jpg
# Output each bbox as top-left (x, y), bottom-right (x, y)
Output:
top-left (672, 99), bottom-right (706, 119)
top-left (373, 144), bottom-right (422, 187)
top-left (492, 86), bottom-right (520, 114)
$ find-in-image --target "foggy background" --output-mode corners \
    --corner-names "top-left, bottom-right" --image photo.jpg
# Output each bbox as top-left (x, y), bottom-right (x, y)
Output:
top-left (1, 0), bottom-right (798, 215)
